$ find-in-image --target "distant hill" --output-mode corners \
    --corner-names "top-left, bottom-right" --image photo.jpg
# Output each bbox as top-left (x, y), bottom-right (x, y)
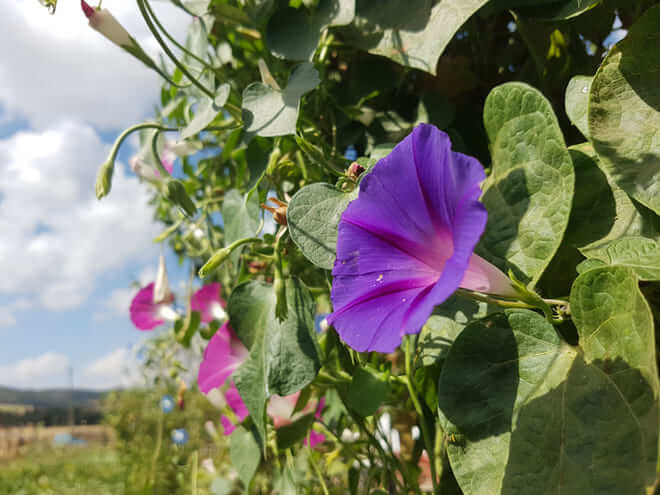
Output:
top-left (0, 386), bottom-right (107, 409)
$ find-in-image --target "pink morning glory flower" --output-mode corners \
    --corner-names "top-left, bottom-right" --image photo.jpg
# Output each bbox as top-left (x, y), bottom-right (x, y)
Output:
top-left (198, 324), bottom-right (325, 445)
top-left (130, 146), bottom-right (175, 183)
top-left (191, 283), bottom-right (227, 323)
top-left (198, 322), bottom-right (248, 395)
top-left (129, 282), bottom-right (178, 331)
top-left (328, 123), bottom-right (516, 352)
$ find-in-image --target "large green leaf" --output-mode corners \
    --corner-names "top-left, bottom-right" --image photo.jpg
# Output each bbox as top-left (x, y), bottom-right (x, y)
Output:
top-left (478, 82), bottom-right (574, 286)
top-left (564, 75), bottom-right (592, 138)
top-left (222, 189), bottom-right (261, 265)
top-left (266, 0), bottom-right (355, 61)
top-left (588, 4), bottom-right (660, 215)
top-left (287, 183), bottom-right (357, 270)
top-left (437, 307), bottom-right (656, 494)
top-left (242, 63), bottom-right (320, 137)
top-left (564, 143), bottom-right (660, 253)
top-left (228, 280), bottom-right (320, 441)
top-left (570, 266), bottom-right (659, 481)
top-left (581, 237), bottom-right (660, 281)
top-left (346, 367), bottom-right (389, 417)
top-left (339, 0), bottom-right (489, 75)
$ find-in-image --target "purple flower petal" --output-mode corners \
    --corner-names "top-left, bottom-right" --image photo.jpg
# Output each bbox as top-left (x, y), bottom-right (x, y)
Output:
top-left (191, 283), bottom-right (226, 323)
top-left (329, 124), bottom-right (513, 352)
top-left (197, 322), bottom-right (247, 394)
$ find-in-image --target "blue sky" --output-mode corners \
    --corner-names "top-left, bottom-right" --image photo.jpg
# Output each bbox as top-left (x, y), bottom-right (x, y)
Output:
top-left (0, 0), bottom-right (192, 389)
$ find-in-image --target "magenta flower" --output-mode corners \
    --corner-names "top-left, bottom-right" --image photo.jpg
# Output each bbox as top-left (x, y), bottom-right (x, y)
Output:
top-left (198, 324), bottom-right (325, 445)
top-left (220, 382), bottom-right (249, 435)
top-left (129, 282), bottom-right (178, 331)
top-left (191, 283), bottom-right (227, 323)
top-left (198, 322), bottom-right (248, 395)
top-left (328, 124), bottom-right (515, 352)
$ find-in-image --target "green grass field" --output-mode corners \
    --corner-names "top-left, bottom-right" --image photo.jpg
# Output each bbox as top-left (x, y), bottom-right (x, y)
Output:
top-left (0, 446), bottom-right (124, 495)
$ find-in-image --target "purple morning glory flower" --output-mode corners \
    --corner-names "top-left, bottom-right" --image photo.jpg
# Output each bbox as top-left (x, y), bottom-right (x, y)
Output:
top-left (328, 124), bottom-right (515, 352)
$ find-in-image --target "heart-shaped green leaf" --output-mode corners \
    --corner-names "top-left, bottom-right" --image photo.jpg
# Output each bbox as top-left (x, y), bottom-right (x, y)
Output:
top-left (478, 82), bottom-right (574, 286)
top-left (287, 183), bottom-right (357, 269)
top-left (339, 0), bottom-right (488, 75)
top-left (242, 63), bottom-right (320, 137)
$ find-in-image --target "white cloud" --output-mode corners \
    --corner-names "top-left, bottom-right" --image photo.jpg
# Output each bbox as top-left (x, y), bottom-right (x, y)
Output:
top-left (0, 352), bottom-right (70, 388)
top-left (0, 348), bottom-right (144, 389)
top-left (80, 347), bottom-right (142, 389)
top-left (0, 121), bottom-right (161, 309)
top-left (0, 298), bottom-right (31, 328)
top-left (1, 1), bottom-right (190, 129)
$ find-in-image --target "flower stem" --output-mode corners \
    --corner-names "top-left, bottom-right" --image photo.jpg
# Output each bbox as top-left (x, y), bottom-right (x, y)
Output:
top-left (191, 449), bottom-right (199, 495)
top-left (138, 0), bottom-right (244, 123)
top-left (111, 122), bottom-right (178, 169)
top-left (308, 447), bottom-right (330, 495)
top-left (149, 411), bottom-right (164, 489)
top-left (405, 336), bottom-right (439, 494)
top-left (137, 0), bottom-right (214, 99)
top-left (142, 0), bottom-right (220, 76)
top-left (150, 130), bottom-right (171, 178)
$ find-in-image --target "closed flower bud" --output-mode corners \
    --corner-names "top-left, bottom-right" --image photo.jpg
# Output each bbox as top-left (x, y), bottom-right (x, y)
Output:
top-left (165, 179), bottom-right (197, 217)
top-left (274, 273), bottom-right (288, 321)
top-left (153, 255), bottom-right (172, 304)
top-left (81, 1), bottom-right (158, 71)
top-left (81, 1), bottom-right (132, 48)
top-left (347, 161), bottom-right (364, 180)
top-left (95, 160), bottom-right (114, 199)
top-left (198, 246), bottom-right (232, 278)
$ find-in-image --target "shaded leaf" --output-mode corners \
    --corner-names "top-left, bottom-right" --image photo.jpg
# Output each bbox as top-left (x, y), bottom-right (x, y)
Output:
top-left (565, 143), bottom-right (660, 253)
top-left (418, 294), bottom-right (494, 367)
top-left (276, 413), bottom-right (315, 449)
top-left (438, 308), bottom-right (654, 494)
top-left (266, 0), bottom-right (355, 60)
top-left (340, 0), bottom-right (489, 75)
top-left (346, 367), bottom-right (389, 417)
top-left (514, 0), bottom-right (601, 20)
top-left (570, 266), bottom-right (659, 482)
top-left (589, 4), bottom-right (660, 215)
